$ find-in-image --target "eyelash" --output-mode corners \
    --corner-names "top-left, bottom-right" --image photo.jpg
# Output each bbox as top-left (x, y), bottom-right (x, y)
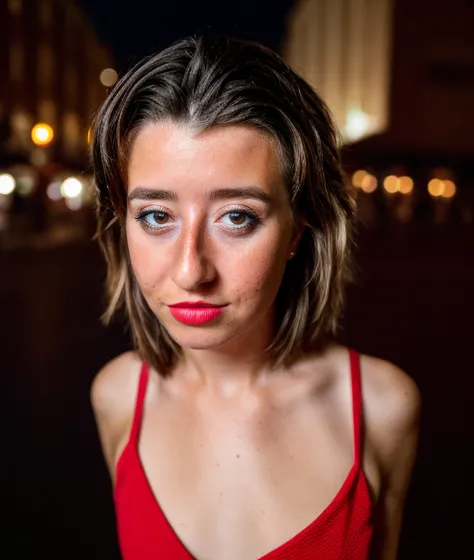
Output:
top-left (134, 206), bottom-right (262, 234)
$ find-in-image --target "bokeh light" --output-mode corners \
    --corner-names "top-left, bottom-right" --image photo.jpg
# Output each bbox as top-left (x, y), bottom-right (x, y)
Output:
top-left (428, 179), bottom-right (445, 197)
top-left (99, 68), bottom-right (118, 87)
top-left (399, 176), bottom-right (414, 195)
top-left (47, 181), bottom-right (63, 201)
top-left (383, 175), bottom-right (399, 194)
top-left (345, 108), bottom-right (370, 141)
top-left (60, 177), bottom-right (83, 199)
top-left (352, 170), bottom-right (368, 188)
top-left (31, 123), bottom-right (54, 146)
top-left (360, 173), bottom-right (377, 193)
top-left (0, 173), bottom-right (16, 195)
top-left (441, 180), bottom-right (456, 199)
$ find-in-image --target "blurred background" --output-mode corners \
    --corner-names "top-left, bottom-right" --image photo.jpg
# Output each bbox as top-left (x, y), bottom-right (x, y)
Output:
top-left (1, 0), bottom-right (473, 558)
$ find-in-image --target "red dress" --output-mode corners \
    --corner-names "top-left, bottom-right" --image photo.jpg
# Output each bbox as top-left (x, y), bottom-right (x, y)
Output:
top-left (114, 350), bottom-right (374, 559)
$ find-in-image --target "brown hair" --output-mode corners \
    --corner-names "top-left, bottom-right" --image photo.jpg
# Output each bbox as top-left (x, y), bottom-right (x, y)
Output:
top-left (91, 35), bottom-right (355, 376)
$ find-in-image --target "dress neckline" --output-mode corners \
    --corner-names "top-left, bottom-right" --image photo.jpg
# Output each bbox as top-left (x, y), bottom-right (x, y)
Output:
top-left (115, 348), bottom-right (368, 559)
top-left (126, 442), bottom-right (365, 559)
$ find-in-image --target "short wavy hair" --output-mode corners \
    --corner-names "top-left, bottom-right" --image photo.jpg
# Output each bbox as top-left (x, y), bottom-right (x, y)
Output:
top-left (91, 35), bottom-right (355, 376)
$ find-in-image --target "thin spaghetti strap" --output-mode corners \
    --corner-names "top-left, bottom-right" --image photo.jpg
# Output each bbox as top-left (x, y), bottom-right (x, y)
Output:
top-left (349, 349), bottom-right (363, 465)
top-left (128, 361), bottom-right (150, 447)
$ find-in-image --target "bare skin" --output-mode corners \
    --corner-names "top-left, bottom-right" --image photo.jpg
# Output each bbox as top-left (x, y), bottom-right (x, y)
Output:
top-left (92, 123), bottom-right (420, 560)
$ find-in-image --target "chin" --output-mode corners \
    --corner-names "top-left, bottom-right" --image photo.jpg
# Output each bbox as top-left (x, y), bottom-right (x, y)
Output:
top-left (164, 323), bottom-right (247, 352)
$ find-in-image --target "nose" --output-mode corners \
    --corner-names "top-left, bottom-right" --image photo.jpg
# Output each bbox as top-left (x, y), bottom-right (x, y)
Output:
top-left (170, 222), bottom-right (216, 291)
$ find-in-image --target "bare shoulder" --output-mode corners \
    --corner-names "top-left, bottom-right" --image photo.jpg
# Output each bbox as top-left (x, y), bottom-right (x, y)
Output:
top-left (91, 351), bottom-right (143, 478)
top-left (360, 354), bottom-right (421, 431)
top-left (359, 354), bottom-right (421, 472)
top-left (91, 351), bottom-right (142, 416)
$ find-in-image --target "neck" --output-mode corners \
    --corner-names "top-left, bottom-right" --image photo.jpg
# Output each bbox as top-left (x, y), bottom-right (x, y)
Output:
top-left (175, 318), bottom-right (278, 396)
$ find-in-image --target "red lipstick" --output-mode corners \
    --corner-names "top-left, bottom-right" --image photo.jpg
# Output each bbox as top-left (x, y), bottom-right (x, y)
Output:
top-left (168, 301), bottom-right (227, 325)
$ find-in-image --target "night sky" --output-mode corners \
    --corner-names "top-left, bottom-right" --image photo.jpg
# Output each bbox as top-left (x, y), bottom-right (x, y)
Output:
top-left (78, 0), bottom-right (295, 71)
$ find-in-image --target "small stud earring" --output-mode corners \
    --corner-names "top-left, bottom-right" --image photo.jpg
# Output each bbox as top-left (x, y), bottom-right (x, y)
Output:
top-left (289, 251), bottom-right (295, 259)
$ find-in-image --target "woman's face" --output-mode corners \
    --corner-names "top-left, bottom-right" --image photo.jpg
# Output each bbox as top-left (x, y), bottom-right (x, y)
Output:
top-left (126, 122), bottom-right (299, 352)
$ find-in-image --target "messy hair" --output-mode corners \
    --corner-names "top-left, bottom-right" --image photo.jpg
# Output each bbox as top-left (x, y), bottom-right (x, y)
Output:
top-left (91, 35), bottom-right (355, 376)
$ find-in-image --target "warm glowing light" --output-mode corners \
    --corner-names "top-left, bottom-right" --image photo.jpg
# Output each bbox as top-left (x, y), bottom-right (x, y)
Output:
top-left (383, 175), bottom-right (399, 194)
top-left (352, 170), bottom-right (368, 188)
top-left (360, 173), bottom-right (377, 193)
top-left (87, 127), bottom-right (92, 145)
top-left (31, 123), bottom-right (54, 146)
top-left (0, 173), bottom-right (16, 195)
top-left (60, 177), bottom-right (82, 198)
top-left (399, 176), bottom-right (414, 195)
top-left (428, 179), bottom-right (445, 197)
top-left (442, 180), bottom-right (456, 199)
top-left (345, 108), bottom-right (370, 141)
top-left (99, 68), bottom-right (118, 87)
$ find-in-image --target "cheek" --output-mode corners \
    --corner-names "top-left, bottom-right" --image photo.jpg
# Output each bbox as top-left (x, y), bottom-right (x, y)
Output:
top-left (229, 235), bottom-right (289, 303)
top-left (128, 245), bottom-right (151, 289)
top-left (126, 225), bottom-right (167, 293)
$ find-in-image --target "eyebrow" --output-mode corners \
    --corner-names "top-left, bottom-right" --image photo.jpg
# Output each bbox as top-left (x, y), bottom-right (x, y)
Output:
top-left (128, 186), bottom-right (274, 204)
top-left (128, 188), bottom-right (178, 202)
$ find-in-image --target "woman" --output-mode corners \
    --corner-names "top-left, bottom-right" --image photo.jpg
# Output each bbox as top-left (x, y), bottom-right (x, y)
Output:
top-left (91, 36), bottom-right (420, 560)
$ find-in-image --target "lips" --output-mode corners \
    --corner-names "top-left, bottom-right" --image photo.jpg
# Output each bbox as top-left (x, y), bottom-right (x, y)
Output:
top-left (169, 301), bottom-right (220, 308)
top-left (168, 301), bottom-right (227, 325)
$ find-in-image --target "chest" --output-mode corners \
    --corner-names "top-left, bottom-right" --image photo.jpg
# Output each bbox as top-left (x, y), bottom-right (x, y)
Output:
top-left (136, 395), bottom-right (363, 560)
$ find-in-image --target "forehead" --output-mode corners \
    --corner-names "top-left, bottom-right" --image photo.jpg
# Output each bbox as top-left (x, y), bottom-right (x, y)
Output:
top-left (127, 122), bottom-right (285, 196)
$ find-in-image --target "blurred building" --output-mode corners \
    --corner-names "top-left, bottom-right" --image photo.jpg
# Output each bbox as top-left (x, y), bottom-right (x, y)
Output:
top-left (284, 0), bottom-right (474, 158)
top-left (0, 0), bottom-right (116, 169)
top-left (284, 0), bottom-right (393, 144)
top-left (284, 0), bottom-right (474, 225)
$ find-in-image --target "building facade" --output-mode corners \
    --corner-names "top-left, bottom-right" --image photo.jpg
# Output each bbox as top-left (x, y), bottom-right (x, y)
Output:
top-left (0, 0), bottom-right (115, 168)
top-left (283, 0), bottom-right (474, 225)
top-left (284, 0), bottom-right (394, 144)
top-left (284, 0), bottom-right (474, 157)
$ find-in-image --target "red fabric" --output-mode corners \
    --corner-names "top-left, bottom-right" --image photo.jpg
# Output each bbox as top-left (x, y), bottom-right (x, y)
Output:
top-left (114, 350), bottom-right (374, 559)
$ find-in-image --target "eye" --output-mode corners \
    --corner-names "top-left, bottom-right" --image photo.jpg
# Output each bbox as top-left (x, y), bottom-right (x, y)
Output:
top-left (136, 209), bottom-right (172, 229)
top-left (224, 211), bottom-right (249, 226)
top-left (219, 208), bottom-right (261, 232)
